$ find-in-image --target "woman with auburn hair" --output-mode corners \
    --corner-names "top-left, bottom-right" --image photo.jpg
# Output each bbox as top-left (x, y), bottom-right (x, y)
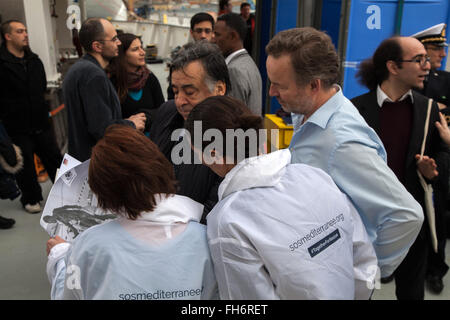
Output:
top-left (109, 33), bottom-right (165, 135)
top-left (184, 96), bottom-right (377, 300)
top-left (45, 125), bottom-right (218, 300)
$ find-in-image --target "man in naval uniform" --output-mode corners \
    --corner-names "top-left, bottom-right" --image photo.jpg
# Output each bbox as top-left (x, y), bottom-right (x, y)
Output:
top-left (412, 23), bottom-right (450, 294)
top-left (413, 23), bottom-right (450, 109)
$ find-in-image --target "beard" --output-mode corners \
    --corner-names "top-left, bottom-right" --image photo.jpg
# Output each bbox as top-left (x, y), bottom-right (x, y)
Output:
top-left (101, 50), bottom-right (118, 62)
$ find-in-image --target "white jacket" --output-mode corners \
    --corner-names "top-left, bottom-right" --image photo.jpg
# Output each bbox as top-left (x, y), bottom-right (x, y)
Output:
top-left (47, 194), bottom-right (218, 300)
top-left (207, 149), bottom-right (377, 299)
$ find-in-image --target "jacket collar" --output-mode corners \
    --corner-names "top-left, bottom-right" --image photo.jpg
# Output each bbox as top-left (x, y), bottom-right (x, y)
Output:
top-left (0, 43), bottom-right (36, 63)
top-left (376, 85), bottom-right (414, 107)
top-left (218, 149), bottom-right (291, 200)
top-left (135, 194), bottom-right (204, 224)
top-left (82, 53), bottom-right (105, 71)
top-left (296, 85), bottom-right (343, 130)
top-left (225, 48), bottom-right (247, 65)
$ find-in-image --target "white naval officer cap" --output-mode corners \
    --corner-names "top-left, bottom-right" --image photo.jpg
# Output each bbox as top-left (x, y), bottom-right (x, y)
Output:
top-left (411, 23), bottom-right (448, 47)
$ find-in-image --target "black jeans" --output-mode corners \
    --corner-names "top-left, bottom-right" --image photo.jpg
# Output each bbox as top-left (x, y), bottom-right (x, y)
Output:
top-left (11, 128), bottom-right (62, 206)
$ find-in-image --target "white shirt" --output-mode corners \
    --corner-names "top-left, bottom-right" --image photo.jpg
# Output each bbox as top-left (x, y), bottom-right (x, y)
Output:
top-left (377, 85), bottom-right (414, 107)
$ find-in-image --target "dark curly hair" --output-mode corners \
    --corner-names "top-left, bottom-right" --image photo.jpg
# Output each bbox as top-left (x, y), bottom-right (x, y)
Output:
top-left (356, 37), bottom-right (404, 90)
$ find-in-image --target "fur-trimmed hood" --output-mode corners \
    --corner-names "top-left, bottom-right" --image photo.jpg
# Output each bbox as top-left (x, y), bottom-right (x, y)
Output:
top-left (0, 144), bottom-right (23, 174)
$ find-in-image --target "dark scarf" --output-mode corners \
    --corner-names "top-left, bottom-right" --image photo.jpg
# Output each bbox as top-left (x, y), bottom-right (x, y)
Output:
top-left (127, 66), bottom-right (150, 91)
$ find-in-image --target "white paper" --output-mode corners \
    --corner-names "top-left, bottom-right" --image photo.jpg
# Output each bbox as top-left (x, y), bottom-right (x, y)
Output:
top-left (55, 153), bottom-right (81, 181)
top-left (40, 156), bottom-right (116, 242)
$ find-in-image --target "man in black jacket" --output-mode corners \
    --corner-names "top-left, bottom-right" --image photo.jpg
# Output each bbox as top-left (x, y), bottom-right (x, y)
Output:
top-left (0, 20), bottom-right (62, 214)
top-left (150, 41), bottom-right (230, 223)
top-left (63, 18), bottom-right (145, 162)
top-left (352, 36), bottom-right (449, 299)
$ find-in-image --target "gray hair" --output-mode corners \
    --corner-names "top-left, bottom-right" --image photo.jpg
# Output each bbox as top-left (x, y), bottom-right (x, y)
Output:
top-left (171, 40), bottom-right (231, 94)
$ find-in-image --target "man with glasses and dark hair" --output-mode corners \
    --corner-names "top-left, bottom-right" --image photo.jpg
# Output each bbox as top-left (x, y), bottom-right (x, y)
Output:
top-left (167, 12), bottom-right (215, 100)
top-left (167, 13), bottom-right (215, 100)
top-left (190, 12), bottom-right (214, 42)
top-left (62, 18), bottom-right (146, 161)
top-left (352, 36), bottom-right (449, 300)
top-left (0, 20), bottom-right (62, 213)
top-left (412, 23), bottom-right (450, 296)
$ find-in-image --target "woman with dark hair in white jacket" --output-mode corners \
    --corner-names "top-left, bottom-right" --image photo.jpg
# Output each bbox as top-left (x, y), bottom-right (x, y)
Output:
top-left (184, 96), bottom-right (378, 300)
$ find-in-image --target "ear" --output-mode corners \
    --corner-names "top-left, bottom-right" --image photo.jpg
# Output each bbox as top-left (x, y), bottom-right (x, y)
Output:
top-left (92, 41), bottom-right (103, 54)
top-left (230, 30), bottom-right (241, 42)
top-left (213, 80), bottom-right (227, 96)
top-left (386, 60), bottom-right (399, 76)
top-left (4, 33), bottom-right (12, 41)
top-left (189, 29), bottom-right (194, 38)
top-left (309, 78), bottom-right (322, 93)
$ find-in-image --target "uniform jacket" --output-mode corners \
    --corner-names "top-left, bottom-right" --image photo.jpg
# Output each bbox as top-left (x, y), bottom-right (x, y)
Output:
top-left (419, 69), bottom-right (450, 107)
top-left (418, 70), bottom-right (450, 242)
top-left (0, 44), bottom-right (50, 135)
top-left (351, 90), bottom-right (449, 233)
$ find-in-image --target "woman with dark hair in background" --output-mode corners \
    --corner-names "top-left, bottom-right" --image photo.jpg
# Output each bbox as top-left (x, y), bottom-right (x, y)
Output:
top-left (45, 125), bottom-right (217, 300)
top-left (185, 96), bottom-right (377, 299)
top-left (109, 33), bottom-right (165, 134)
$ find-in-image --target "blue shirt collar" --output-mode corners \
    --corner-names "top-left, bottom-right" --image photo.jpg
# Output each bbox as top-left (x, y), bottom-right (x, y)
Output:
top-left (297, 85), bottom-right (343, 130)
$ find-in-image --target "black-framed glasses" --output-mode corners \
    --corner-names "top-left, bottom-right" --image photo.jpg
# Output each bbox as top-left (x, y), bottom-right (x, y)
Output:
top-left (399, 55), bottom-right (431, 67)
top-left (193, 28), bottom-right (212, 34)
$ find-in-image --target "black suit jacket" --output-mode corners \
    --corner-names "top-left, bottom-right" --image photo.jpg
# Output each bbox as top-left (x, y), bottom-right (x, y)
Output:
top-left (351, 90), bottom-right (448, 227)
top-left (0, 44), bottom-right (50, 135)
top-left (149, 100), bottom-right (222, 223)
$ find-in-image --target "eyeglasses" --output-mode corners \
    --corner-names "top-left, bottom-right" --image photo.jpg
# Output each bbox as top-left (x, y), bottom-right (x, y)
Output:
top-left (193, 28), bottom-right (212, 34)
top-left (96, 35), bottom-right (119, 43)
top-left (399, 55), bottom-right (431, 67)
